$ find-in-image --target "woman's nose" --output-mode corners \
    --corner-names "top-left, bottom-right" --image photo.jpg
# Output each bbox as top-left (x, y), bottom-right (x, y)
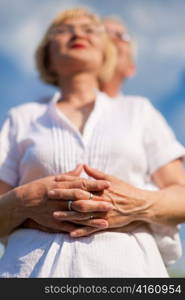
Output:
top-left (71, 27), bottom-right (86, 37)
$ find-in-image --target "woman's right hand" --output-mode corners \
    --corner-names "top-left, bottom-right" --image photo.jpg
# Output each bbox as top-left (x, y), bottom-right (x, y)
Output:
top-left (18, 165), bottom-right (112, 232)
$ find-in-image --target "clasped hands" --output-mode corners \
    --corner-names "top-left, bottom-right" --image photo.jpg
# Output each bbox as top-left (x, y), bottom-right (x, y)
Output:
top-left (19, 164), bottom-right (154, 237)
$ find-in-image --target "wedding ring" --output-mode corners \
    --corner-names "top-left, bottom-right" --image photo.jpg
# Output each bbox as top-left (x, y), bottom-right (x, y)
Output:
top-left (89, 192), bottom-right (93, 200)
top-left (67, 200), bottom-right (73, 211)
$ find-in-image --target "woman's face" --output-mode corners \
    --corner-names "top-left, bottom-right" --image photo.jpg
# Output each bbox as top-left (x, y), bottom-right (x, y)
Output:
top-left (48, 16), bottom-right (105, 77)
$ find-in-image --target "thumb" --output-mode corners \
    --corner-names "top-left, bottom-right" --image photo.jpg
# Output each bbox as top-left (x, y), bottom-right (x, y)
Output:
top-left (66, 164), bottom-right (83, 176)
top-left (83, 164), bottom-right (109, 180)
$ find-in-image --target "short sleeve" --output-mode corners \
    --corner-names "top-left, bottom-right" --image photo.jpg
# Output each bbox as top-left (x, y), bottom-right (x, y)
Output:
top-left (143, 100), bottom-right (185, 175)
top-left (0, 111), bottom-right (20, 186)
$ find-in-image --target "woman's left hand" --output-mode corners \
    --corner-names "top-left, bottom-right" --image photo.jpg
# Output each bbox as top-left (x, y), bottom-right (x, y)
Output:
top-left (53, 165), bottom-right (154, 237)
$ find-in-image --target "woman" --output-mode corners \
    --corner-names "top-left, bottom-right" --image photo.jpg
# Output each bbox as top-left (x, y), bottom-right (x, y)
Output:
top-left (0, 7), bottom-right (185, 277)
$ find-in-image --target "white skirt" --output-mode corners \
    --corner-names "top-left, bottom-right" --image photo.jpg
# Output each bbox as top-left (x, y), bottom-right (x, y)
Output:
top-left (0, 226), bottom-right (169, 278)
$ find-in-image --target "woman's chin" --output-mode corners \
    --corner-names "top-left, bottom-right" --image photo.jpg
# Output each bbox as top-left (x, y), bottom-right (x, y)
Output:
top-left (67, 51), bottom-right (91, 62)
top-left (63, 55), bottom-right (97, 68)
top-left (55, 53), bottom-right (102, 76)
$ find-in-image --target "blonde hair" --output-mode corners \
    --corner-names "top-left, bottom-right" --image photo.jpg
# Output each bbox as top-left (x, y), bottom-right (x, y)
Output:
top-left (35, 8), bottom-right (117, 86)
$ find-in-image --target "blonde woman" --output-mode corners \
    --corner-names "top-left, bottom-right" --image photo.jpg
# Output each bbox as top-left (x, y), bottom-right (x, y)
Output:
top-left (0, 8), bottom-right (185, 278)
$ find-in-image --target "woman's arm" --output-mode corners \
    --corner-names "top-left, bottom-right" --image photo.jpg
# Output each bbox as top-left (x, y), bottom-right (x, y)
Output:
top-left (0, 171), bottom-right (111, 237)
top-left (0, 182), bottom-right (27, 237)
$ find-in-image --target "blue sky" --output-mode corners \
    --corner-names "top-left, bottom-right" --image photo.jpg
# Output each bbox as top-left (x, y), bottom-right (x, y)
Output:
top-left (0, 0), bottom-right (185, 274)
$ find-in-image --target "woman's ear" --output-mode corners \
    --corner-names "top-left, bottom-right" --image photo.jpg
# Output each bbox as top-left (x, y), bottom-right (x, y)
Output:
top-left (44, 44), bottom-right (53, 72)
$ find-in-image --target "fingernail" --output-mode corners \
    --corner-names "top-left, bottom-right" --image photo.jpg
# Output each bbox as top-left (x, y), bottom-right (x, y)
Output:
top-left (105, 205), bottom-right (114, 210)
top-left (95, 221), bottom-right (108, 228)
top-left (48, 190), bottom-right (56, 196)
top-left (70, 231), bottom-right (81, 237)
top-left (53, 212), bottom-right (66, 218)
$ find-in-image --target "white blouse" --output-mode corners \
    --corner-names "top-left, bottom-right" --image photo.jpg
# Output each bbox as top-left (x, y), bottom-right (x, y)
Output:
top-left (0, 91), bottom-right (184, 277)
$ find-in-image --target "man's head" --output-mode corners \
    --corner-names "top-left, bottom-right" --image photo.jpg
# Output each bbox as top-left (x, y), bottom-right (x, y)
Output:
top-left (103, 17), bottom-right (136, 80)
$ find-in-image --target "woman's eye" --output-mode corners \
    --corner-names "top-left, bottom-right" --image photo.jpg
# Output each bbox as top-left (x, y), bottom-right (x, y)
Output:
top-left (58, 28), bottom-right (67, 34)
top-left (85, 28), bottom-right (95, 34)
top-left (52, 27), bottom-right (68, 35)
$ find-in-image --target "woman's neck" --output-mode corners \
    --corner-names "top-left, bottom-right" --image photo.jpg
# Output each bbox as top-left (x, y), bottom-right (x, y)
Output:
top-left (58, 73), bottom-right (98, 107)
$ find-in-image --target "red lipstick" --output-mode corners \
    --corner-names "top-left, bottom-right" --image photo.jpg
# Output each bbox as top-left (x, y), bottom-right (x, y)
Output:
top-left (71, 43), bottom-right (86, 49)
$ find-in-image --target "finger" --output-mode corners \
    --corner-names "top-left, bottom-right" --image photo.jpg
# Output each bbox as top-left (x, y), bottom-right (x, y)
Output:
top-left (53, 211), bottom-right (107, 221)
top-left (47, 220), bottom-right (80, 232)
top-left (70, 226), bottom-right (103, 238)
top-left (48, 188), bottom-right (110, 202)
top-left (48, 188), bottom-right (91, 200)
top-left (54, 174), bottom-right (80, 182)
top-left (55, 165), bottom-right (83, 182)
top-left (57, 179), bottom-right (110, 192)
top-left (56, 221), bottom-right (80, 232)
top-left (83, 164), bottom-right (111, 180)
top-left (72, 218), bottom-right (108, 228)
top-left (72, 200), bottom-right (114, 212)
top-left (31, 219), bottom-right (79, 233)
top-left (65, 164), bottom-right (83, 176)
top-left (52, 198), bottom-right (113, 212)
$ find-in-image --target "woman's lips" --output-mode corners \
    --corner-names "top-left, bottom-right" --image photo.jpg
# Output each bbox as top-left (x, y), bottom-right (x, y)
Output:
top-left (71, 44), bottom-right (86, 48)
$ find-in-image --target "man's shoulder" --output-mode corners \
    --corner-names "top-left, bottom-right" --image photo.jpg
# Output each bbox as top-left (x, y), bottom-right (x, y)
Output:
top-left (111, 93), bottom-right (154, 114)
top-left (117, 93), bottom-right (151, 106)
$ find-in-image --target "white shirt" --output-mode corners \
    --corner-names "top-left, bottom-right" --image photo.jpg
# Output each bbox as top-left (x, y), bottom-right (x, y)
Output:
top-left (0, 91), bottom-right (184, 277)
